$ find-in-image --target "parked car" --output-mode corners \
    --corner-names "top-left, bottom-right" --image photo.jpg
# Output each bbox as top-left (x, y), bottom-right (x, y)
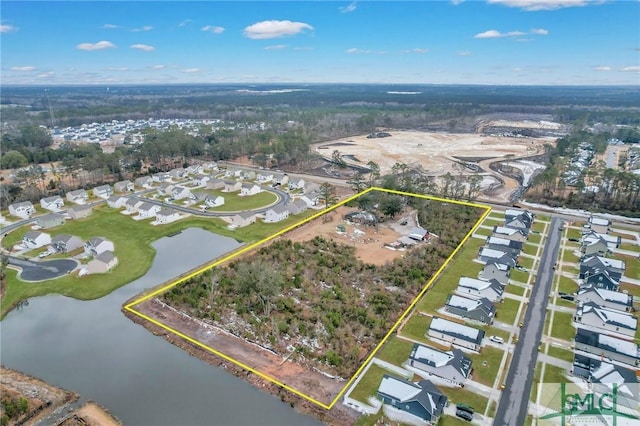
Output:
top-left (490, 335), bottom-right (505, 344)
top-left (456, 404), bottom-right (475, 415)
top-left (456, 409), bottom-right (473, 421)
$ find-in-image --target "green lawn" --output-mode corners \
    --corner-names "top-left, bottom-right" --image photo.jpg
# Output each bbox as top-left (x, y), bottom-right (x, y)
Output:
top-left (202, 189), bottom-right (277, 212)
top-left (349, 364), bottom-right (388, 404)
top-left (468, 346), bottom-right (505, 387)
top-left (376, 337), bottom-right (414, 366)
top-left (518, 256), bottom-right (535, 270)
top-left (543, 364), bottom-right (567, 383)
top-left (440, 416), bottom-right (474, 426)
top-left (620, 283), bottom-right (640, 298)
top-left (401, 314), bottom-right (432, 344)
top-left (554, 298), bottom-right (576, 309)
top-left (497, 298), bottom-right (522, 325)
top-left (440, 387), bottom-right (489, 414)
top-left (550, 311), bottom-right (576, 342)
top-left (483, 325), bottom-right (511, 342)
top-left (510, 269), bottom-right (530, 284)
top-left (620, 254), bottom-right (640, 280)
top-left (546, 346), bottom-right (574, 363)
top-left (620, 242), bottom-right (640, 252)
top-left (527, 233), bottom-right (542, 245)
top-left (482, 218), bottom-right (503, 227)
top-left (353, 411), bottom-right (383, 426)
top-left (473, 227), bottom-right (493, 237)
top-left (562, 249), bottom-right (580, 263)
top-left (531, 221), bottom-right (546, 233)
top-left (523, 243), bottom-right (539, 256)
top-left (567, 228), bottom-right (582, 240)
top-left (505, 284), bottom-right (526, 296)
top-left (557, 276), bottom-right (578, 294)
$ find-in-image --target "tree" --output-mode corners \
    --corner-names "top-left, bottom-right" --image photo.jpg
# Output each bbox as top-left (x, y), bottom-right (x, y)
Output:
top-left (367, 161), bottom-right (380, 187)
top-left (0, 150), bottom-right (28, 169)
top-left (318, 182), bottom-right (338, 210)
top-left (380, 195), bottom-right (403, 218)
top-left (331, 150), bottom-right (346, 168)
top-left (349, 173), bottom-right (367, 193)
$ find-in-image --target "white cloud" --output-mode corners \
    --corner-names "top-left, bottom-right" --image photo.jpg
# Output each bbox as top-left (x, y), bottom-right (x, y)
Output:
top-left (264, 44), bottom-right (287, 50)
top-left (0, 24), bottom-right (17, 33)
top-left (101, 24), bottom-right (120, 29)
top-left (594, 66), bottom-right (612, 71)
top-left (346, 48), bottom-right (371, 54)
top-left (457, 50), bottom-right (472, 56)
top-left (130, 44), bottom-right (155, 52)
top-left (531, 28), bottom-right (549, 35)
top-left (621, 66), bottom-right (640, 72)
top-left (37, 71), bottom-right (55, 79)
top-left (151, 64), bottom-right (166, 69)
top-left (339, 2), bottom-right (357, 13)
top-left (451, 0), bottom-right (465, 4)
top-left (201, 25), bottom-right (225, 34)
top-left (76, 40), bottom-right (116, 51)
top-left (10, 66), bottom-right (36, 71)
top-left (400, 48), bottom-right (429, 54)
top-left (179, 19), bottom-right (192, 27)
top-left (474, 29), bottom-right (535, 38)
top-left (131, 25), bottom-right (153, 32)
top-left (106, 67), bottom-right (129, 71)
top-left (243, 20), bottom-right (313, 40)
top-left (182, 68), bottom-right (201, 73)
top-left (487, 0), bottom-right (591, 11)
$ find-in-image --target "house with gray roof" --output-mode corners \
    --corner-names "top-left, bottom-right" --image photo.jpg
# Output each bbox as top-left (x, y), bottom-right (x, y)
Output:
top-left (171, 186), bottom-right (193, 201)
top-left (125, 198), bottom-right (143, 214)
top-left (580, 256), bottom-right (626, 282)
top-left (66, 189), bottom-right (88, 204)
top-left (575, 328), bottom-right (640, 367)
top-left (84, 237), bottom-right (115, 256)
top-left (22, 231), bottom-right (51, 249)
top-left (155, 208), bottom-right (181, 224)
top-left (157, 182), bottom-right (175, 196)
top-left (8, 201), bottom-right (35, 219)
top-left (408, 227), bottom-right (429, 241)
top-left (273, 173), bottom-right (289, 186)
top-left (114, 180), bottom-right (134, 193)
top-left (186, 164), bottom-right (204, 175)
top-left (504, 209), bottom-right (534, 231)
top-left (230, 211), bottom-right (256, 228)
top-left (137, 202), bottom-right (161, 219)
top-left (223, 180), bottom-right (242, 193)
top-left (204, 195), bottom-right (225, 208)
top-left (587, 216), bottom-right (611, 234)
top-left (240, 183), bottom-right (261, 196)
top-left (51, 234), bottom-right (83, 253)
top-left (107, 195), bottom-right (128, 209)
top-left (445, 294), bottom-right (495, 325)
top-left (485, 236), bottom-right (522, 256)
top-left (256, 173), bottom-right (273, 184)
top-left (264, 205), bottom-right (290, 223)
top-left (576, 286), bottom-right (633, 312)
top-left (86, 251), bottom-right (118, 274)
top-left (572, 354), bottom-right (639, 405)
top-left (40, 195), bottom-right (64, 211)
top-left (134, 176), bottom-right (153, 188)
top-left (428, 316), bottom-right (485, 352)
top-left (287, 199), bottom-right (308, 215)
top-left (152, 172), bottom-right (169, 183)
top-left (191, 174), bottom-right (210, 187)
top-left (455, 277), bottom-right (504, 302)
top-left (583, 270), bottom-right (620, 292)
top-left (377, 375), bottom-right (447, 424)
top-left (37, 213), bottom-right (66, 229)
top-left (93, 184), bottom-right (113, 199)
top-left (575, 302), bottom-right (637, 338)
top-left (168, 168), bottom-right (186, 179)
top-left (68, 204), bottom-right (93, 220)
top-left (206, 178), bottom-right (225, 190)
top-left (581, 231), bottom-right (620, 256)
top-left (288, 178), bottom-right (305, 190)
top-left (477, 247), bottom-right (516, 268)
top-left (405, 343), bottom-right (472, 387)
top-left (479, 260), bottom-right (510, 285)
top-left (492, 226), bottom-right (527, 243)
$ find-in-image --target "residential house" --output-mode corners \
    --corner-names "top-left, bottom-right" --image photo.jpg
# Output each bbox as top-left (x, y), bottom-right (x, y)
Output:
top-left (485, 236), bottom-right (523, 256)
top-left (223, 181), bottom-right (242, 193)
top-left (157, 183), bottom-right (175, 196)
top-left (581, 231), bottom-right (621, 255)
top-left (572, 354), bottom-right (639, 404)
top-left (224, 168), bottom-right (242, 178)
top-left (155, 208), bottom-right (181, 224)
top-left (172, 186), bottom-right (193, 201)
top-left (168, 168), bottom-right (186, 180)
top-left (8, 201), bottom-right (35, 219)
top-left (288, 178), bottom-right (305, 191)
top-left (51, 234), bottom-right (83, 253)
top-left (40, 195), bottom-right (64, 211)
top-left (575, 302), bottom-right (637, 338)
top-left (287, 199), bottom-right (308, 215)
top-left (479, 260), bottom-right (510, 285)
top-left (106, 196), bottom-right (128, 209)
top-left (257, 173), bottom-right (273, 184)
top-left (84, 237), bottom-right (115, 256)
top-left (492, 226), bottom-right (528, 243)
top-left (377, 375), bottom-right (448, 424)
top-left (264, 205), bottom-right (290, 223)
top-left (134, 176), bottom-right (153, 188)
top-left (230, 211), bottom-right (256, 228)
top-left (204, 195), bottom-right (225, 208)
top-left (273, 173), bottom-right (289, 186)
top-left (66, 189), bottom-right (88, 204)
top-left (588, 216), bottom-right (611, 234)
top-left (574, 328), bottom-right (640, 367)
top-left (404, 343), bottom-right (472, 387)
top-left (192, 174), bottom-right (210, 187)
top-left (92, 184), bottom-right (113, 199)
top-left (579, 256), bottom-right (626, 282)
top-left (300, 191), bottom-right (319, 207)
top-left (445, 294), bottom-right (495, 325)
top-left (408, 227), bottom-right (429, 241)
top-left (428, 316), bottom-right (485, 352)
top-left (125, 198), bottom-right (143, 214)
top-left (114, 180), bottom-right (134, 193)
top-left (202, 162), bottom-right (218, 172)
top-left (240, 183), bottom-right (262, 196)
top-left (152, 172), bottom-right (169, 183)
top-left (205, 178), bottom-right (225, 190)
top-left (477, 247), bottom-right (517, 268)
top-left (583, 270), bottom-right (620, 292)
top-left (37, 213), bottom-right (65, 229)
top-left (22, 231), bottom-right (51, 249)
top-left (137, 202), bottom-right (161, 219)
top-left (303, 182), bottom-right (320, 194)
top-left (68, 204), bottom-right (93, 220)
top-left (86, 251), bottom-right (118, 274)
top-left (456, 277), bottom-right (504, 302)
top-left (576, 286), bottom-right (633, 312)
top-left (186, 164), bottom-right (204, 175)
top-left (240, 170), bottom-right (256, 181)
top-left (504, 209), bottom-right (534, 231)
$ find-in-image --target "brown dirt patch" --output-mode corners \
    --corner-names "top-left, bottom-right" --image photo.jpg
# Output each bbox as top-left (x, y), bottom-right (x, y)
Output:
top-left (59, 402), bottom-right (122, 426)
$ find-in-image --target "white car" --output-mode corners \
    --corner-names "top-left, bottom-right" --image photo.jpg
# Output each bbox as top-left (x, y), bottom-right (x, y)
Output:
top-left (489, 335), bottom-right (504, 344)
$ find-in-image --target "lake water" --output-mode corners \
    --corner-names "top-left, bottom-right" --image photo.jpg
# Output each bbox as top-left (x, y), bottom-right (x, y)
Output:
top-left (0, 228), bottom-right (321, 426)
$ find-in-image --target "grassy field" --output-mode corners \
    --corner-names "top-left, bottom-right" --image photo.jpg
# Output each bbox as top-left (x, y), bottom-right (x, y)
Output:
top-left (497, 298), bottom-right (522, 325)
top-left (522, 243), bottom-right (539, 256)
top-left (567, 228), bottom-right (582, 240)
top-left (531, 221), bottom-right (546, 233)
top-left (550, 312), bottom-right (576, 342)
top-left (518, 256), bottom-right (535, 270)
top-left (620, 282), bottom-right (640, 298)
top-left (620, 254), bottom-right (640, 281)
top-left (528, 233), bottom-right (542, 245)
top-left (468, 346), bottom-right (505, 386)
top-left (1, 206), bottom-right (317, 318)
top-left (562, 249), bottom-right (580, 263)
top-left (620, 242), bottom-right (639, 252)
top-left (375, 337), bottom-right (414, 366)
top-left (199, 189), bottom-right (277, 212)
top-left (473, 227), bottom-right (493, 237)
top-left (543, 364), bottom-right (567, 383)
top-left (440, 387), bottom-right (489, 414)
top-left (481, 218), bottom-right (503, 227)
top-left (505, 284), bottom-right (526, 296)
top-left (546, 346), bottom-right (574, 363)
top-left (349, 364), bottom-right (388, 403)
top-left (510, 269), bottom-right (530, 284)
top-left (401, 314), bottom-right (433, 344)
top-left (557, 276), bottom-right (578, 294)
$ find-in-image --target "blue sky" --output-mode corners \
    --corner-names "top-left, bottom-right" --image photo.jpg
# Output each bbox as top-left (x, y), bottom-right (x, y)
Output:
top-left (1, 1), bottom-right (639, 85)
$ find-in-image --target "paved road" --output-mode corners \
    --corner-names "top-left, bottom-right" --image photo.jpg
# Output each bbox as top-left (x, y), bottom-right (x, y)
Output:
top-left (494, 216), bottom-right (563, 426)
top-left (8, 256), bottom-right (79, 281)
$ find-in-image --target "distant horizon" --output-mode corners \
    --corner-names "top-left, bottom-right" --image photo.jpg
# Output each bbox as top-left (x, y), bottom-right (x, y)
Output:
top-left (2, 1), bottom-right (639, 86)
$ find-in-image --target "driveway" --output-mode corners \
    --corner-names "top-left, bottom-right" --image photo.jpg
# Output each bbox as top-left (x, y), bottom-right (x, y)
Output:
top-left (8, 256), bottom-right (78, 282)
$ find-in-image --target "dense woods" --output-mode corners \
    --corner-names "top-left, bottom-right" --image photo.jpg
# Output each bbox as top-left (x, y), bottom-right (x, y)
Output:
top-left (162, 199), bottom-right (484, 377)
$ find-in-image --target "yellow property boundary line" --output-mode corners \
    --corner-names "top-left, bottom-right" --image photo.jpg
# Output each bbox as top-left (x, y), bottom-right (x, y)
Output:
top-left (124, 187), bottom-right (491, 410)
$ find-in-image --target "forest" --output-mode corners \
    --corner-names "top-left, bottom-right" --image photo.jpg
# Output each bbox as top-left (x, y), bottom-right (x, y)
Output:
top-left (162, 196), bottom-right (484, 377)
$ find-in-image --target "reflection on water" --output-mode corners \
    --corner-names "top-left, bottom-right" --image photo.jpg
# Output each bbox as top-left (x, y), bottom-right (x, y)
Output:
top-left (0, 228), bottom-right (320, 426)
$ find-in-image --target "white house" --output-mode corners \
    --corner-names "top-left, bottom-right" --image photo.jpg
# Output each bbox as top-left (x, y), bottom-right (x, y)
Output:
top-left (86, 251), bottom-right (118, 274)
top-left (223, 181), bottom-right (242, 192)
top-left (8, 201), bottom-right (35, 219)
top-left (84, 237), bottom-right (115, 256)
top-left (204, 195), bottom-right (225, 208)
top-left (240, 183), bottom-right (262, 196)
top-left (202, 162), bottom-right (218, 172)
top-left (264, 205), bottom-right (290, 223)
top-left (92, 184), bottom-right (113, 199)
top-left (168, 168), bottom-right (186, 180)
top-left (455, 277), bottom-right (504, 302)
top-left (68, 204), bottom-right (93, 220)
top-left (152, 172), bottom-right (169, 183)
top-left (492, 226), bottom-right (527, 243)
top-left (124, 198), bottom-right (143, 214)
top-left (206, 178), bottom-right (225, 190)
top-left (157, 183), bottom-right (175, 196)
top-left (155, 208), bottom-right (181, 224)
top-left (51, 234), bottom-right (83, 253)
top-left (287, 199), bottom-right (308, 215)
top-left (588, 216), bottom-right (611, 234)
top-left (137, 202), bottom-right (161, 219)
top-left (191, 174), bottom-right (211, 187)
top-left (300, 191), bottom-right (319, 207)
top-left (303, 182), bottom-right (320, 194)
top-left (22, 231), bottom-right (51, 249)
top-left (288, 178), bottom-right (305, 190)
top-left (230, 212), bottom-right (256, 228)
top-left (273, 173), bottom-right (289, 186)
top-left (66, 189), bottom-right (88, 204)
top-left (134, 176), bottom-right (153, 188)
top-left (172, 186), bottom-right (193, 201)
top-left (257, 173), bottom-right (273, 184)
top-left (114, 180), bottom-right (134, 193)
top-left (428, 316), bottom-right (485, 352)
top-left (224, 168), bottom-right (242, 178)
top-left (404, 343), bottom-right (472, 387)
top-left (186, 164), bottom-right (204, 175)
top-left (40, 195), bottom-right (64, 211)
top-left (575, 302), bottom-right (637, 338)
top-left (107, 195), bottom-right (128, 209)
top-left (576, 286), bottom-right (633, 312)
